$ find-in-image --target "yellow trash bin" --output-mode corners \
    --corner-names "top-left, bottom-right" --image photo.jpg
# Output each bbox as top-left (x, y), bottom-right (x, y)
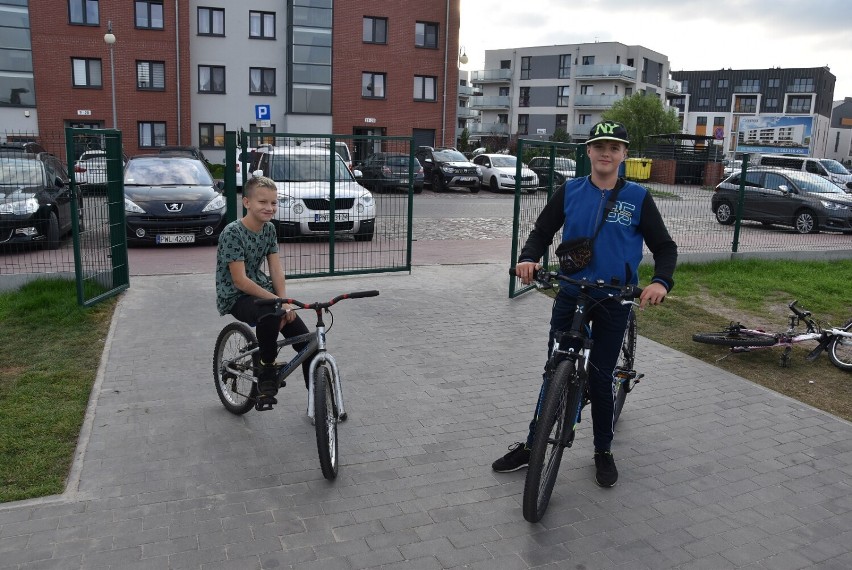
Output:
top-left (625, 158), bottom-right (652, 181)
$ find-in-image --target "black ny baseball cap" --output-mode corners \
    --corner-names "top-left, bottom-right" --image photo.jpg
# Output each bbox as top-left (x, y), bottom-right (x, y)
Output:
top-left (587, 121), bottom-right (630, 145)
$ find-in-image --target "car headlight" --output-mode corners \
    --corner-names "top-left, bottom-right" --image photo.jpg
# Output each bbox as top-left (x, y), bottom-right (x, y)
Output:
top-left (202, 194), bottom-right (226, 212)
top-left (359, 192), bottom-right (374, 207)
top-left (441, 165), bottom-right (454, 174)
top-left (0, 197), bottom-right (39, 216)
top-left (475, 166), bottom-right (483, 176)
top-left (820, 200), bottom-right (849, 211)
top-left (500, 173), bottom-right (512, 180)
top-left (124, 197), bottom-right (146, 214)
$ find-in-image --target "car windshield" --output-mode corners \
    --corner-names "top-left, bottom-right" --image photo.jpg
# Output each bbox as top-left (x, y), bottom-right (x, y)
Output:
top-left (0, 159), bottom-right (43, 187)
top-left (819, 159), bottom-right (850, 175)
top-left (785, 171), bottom-right (847, 194)
top-left (124, 158), bottom-right (213, 186)
top-left (490, 156), bottom-right (517, 168)
top-left (386, 156), bottom-right (410, 167)
top-left (268, 155), bottom-right (353, 182)
top-left (433, 149), bottom-right (467, 162)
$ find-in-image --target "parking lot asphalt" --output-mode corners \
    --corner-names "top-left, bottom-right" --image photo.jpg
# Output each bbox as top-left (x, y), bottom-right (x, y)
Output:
top-left (2, 263), bottom-right (852, 569)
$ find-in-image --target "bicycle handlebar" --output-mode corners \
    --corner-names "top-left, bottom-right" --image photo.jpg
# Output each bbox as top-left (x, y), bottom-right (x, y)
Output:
top-left (255, 290), bottom-right (379, 310)
top-left (510, 267), bottom-right (643, 300)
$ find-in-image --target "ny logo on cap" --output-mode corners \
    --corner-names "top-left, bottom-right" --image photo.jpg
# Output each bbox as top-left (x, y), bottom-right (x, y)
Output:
top-left (594, 122), bottom-right (619, 136)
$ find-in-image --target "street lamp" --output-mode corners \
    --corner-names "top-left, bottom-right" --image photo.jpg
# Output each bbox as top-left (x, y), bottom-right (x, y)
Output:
top-left (103, 21), bottom-right (117, 129)
top-left (459, 46), bottom-right (468, 65)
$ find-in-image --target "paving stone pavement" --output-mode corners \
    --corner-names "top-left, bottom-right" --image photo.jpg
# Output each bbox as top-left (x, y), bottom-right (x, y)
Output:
top-left (2, 263), bottom-right (852, 569)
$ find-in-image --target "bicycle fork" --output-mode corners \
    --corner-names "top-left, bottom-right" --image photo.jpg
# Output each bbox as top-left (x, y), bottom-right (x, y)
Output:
top-left (306, 327), bottom-right (347, 423)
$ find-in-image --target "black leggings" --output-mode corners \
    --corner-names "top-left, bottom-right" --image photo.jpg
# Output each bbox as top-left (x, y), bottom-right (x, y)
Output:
top-left (230, 295), bottom-right (311, 383)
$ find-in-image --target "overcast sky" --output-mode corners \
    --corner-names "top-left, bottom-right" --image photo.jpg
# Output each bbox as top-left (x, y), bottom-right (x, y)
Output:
top-left (459, 0), bottom-right (852, 100)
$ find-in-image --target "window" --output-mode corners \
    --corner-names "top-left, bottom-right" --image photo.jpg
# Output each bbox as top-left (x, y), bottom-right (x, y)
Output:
top-left (521, 56), bottom-right (531, 80)
top-left (518, 114), bottom-right (528, 135)
top-left (557, 86), bottom-right (569, 107)
top-left (198, 65), bottom-right (225, 93)
top-left (137, 61), bottom-right (165, 90)
top-left (414, 75), bottom-right (436, 101)
top-left (697, 98), bottom-right (709, 107)
top-left (497, 113), bottom-right (508, 124)
top-left (555, 114), bottom-right (567, 131)
top-left (363, 16), bottom-right (387, 44)
top-left (734, 96), bottom-right (756, 113)
top-left (72, 58), bottom-right (102, 87)
top-left (714, 117), bottom-right (725, 127)
top-left (578, 114), bottom-right (591, 125)
top-left (519, 87), bottom-right (530, 107)
top-left (199, 123), bottom-right (225, 148)
top-left (765, 98), bottom-right (778, 110)
top-left (699, 79), bottom-right (711, 88)
top-left (791, 78), bottom-right (814, 92)
top-left (558, 54), bottom-right (571, 78)
top-left (198, 7), bottom-right (224, 36)
top-left (138, 122), bottom-right (166, 147)
top-left (415, 22), bottom-right (438, 48)
top-left (768, 78), bottom-right (780, 88)
top-left (739, 78), bottom-right (759, 92)
top-left (580, 85), bottom-right (592, 95)
top-left (362, 72), bottom-right (385, 98)
top-left (788, 96), bottom-right (811, 113)
top-left (498, 86), bottom-right (509, 96)
top-left (69, 0), bottom-right (98, 25)
top-left (250, 11), bottom-right (275, 39)
top-left (250, 124), bottom-right (276, 146)
top-left (696, 116), bottom-right (707, 126)
top-left (249, 67), bottom-right (275, 95)
top-left (716, 98), bottom-right (728, 108)
top-left (500, 60), bottom-right (510, 70)
top-left (681, 79), bottom-right (689, 92)
top-left (582, 55), bottom-right (595, 65)
top-left (717, 78), bottom-right (729, 88)
top-left (135, 1), bottom-right (164, 29)
top-left (625, 87), bottom-right (632, 96)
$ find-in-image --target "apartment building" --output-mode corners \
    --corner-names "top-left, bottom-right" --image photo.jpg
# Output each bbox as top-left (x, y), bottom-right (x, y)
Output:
top-left (827, 98), bottom-right (852, 165)
top-left (464, 42), bottom-right (679, 147)
top-left (669, 67), bottom-right (836, 158)
top-left (4, 0), bottom-right (461, 162)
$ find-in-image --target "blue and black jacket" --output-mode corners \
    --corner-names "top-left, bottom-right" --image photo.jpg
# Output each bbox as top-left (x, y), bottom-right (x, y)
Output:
top-left (518, 176), bottom-right (677, 290)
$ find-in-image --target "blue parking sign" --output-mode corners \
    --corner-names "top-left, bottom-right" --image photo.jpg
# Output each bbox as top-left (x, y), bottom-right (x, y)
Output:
top-left (255, 104), bottom-right (270, 121)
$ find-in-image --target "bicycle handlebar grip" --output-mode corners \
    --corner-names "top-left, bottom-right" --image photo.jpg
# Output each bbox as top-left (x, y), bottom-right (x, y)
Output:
top-left (254, 298), bottom-right (279, 307)
top-left (347, 290), bottom-right (380, 299)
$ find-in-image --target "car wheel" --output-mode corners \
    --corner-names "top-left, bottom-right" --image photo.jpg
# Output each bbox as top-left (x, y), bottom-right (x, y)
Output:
top-left (44, 211), bottom-right (61, 250)
top-left (489, 176), bottom-right (500, 192)
top-left (714, 201), bottom-right (735, 225)
top-left (432, 172), bottom-right (445, 192)
top-left (794, 209), bottom-right (818, 234)
top-left (470, 186), bottom-right (480, 194)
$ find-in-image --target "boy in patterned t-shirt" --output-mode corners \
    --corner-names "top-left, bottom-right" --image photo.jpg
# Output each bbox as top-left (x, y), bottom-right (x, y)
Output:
top-left (215, 174), bottom-right (309, 406)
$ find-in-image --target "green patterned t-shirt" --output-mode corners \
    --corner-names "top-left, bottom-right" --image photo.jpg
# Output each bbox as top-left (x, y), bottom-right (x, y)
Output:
top-left (215, 220), bottom-right (279, 315)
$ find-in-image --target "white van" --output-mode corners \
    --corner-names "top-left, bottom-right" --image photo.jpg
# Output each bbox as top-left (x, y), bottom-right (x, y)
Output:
top-left (754, 154), bottom-right (852, 189)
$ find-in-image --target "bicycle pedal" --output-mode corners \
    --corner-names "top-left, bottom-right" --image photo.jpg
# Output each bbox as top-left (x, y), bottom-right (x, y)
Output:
top-left (254, 395), bottom-right (277, 411)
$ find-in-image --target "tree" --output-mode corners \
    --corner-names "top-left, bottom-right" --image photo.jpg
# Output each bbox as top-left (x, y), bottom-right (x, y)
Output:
top-left (549, 128), bottom-right (571, 143)
top-left (601, 94), bottom-right (680, 155)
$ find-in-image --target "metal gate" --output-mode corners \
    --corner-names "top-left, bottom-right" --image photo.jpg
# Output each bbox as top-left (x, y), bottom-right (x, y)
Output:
top-left (227, 131), bottom-right (414, 279)
top-left (509, 139), bottom-right (589, 298)
top-left (65, 128), bottom-right (129, 306)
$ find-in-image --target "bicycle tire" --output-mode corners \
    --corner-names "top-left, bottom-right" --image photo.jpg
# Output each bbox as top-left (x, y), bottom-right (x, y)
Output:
top-left (692, 328), bottom-right (777, 347)
top-left (523, 359), bottom-right (582, 523)
top-left (314, 364), bottom-right (339, 480)
top-left (828, 318), bottom-right (852, 372)
top-left (213, 322), bottom-right (259, 415)
top-left (613, 310), bottom-right (637, 426)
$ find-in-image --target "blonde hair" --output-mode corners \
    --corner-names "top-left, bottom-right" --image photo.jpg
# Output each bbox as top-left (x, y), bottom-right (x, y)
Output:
top-left (243, 171), bottom-right (276, 197)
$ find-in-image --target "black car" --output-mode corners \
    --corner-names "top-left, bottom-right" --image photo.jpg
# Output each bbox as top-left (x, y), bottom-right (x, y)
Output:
top-left (528, 156), bottom-right (576, 189)
top-left (356, 152), bottom-right (424, 193)
top-left (158, 145), bottom-right (210, 166)
top-left (414, 146), bottom-right (481, 193)
top-left (123, 156), bottom-right (227, 245)
top-left (0, 150), bottom-right (79, 249)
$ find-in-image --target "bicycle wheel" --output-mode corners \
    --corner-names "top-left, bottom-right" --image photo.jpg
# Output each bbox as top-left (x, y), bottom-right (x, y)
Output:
top-left (523, 359), bottom-right (583, 523)
top-left (692, 327), bottom-right (777, 347)
top-left (613, 310), bottom-right (637, 426)
top-left (213, 322), bottom-right (259, 415)
top-left (314, 364), bottom-right (339, 480)
top-left (828, 318), bottom-right (852, 372)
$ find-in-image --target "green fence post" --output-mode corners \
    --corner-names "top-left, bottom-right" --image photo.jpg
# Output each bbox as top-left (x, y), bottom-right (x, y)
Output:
top-left (575, 144), bottom-right (590, 178)
top-left (731, 153), bottom-right (751, 253)
top-left (225, 131), bottom-right (238, 223)
top-left (328, 135), bottom-right (336, 274)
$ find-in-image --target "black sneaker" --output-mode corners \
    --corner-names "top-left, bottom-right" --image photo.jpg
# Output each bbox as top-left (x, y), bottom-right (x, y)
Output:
top-left (594, 451), bottom-right (618, 487)
top-left (492, 442), bottom-right (531, 472)
top-left (257, 363), bottom-right (279, 397)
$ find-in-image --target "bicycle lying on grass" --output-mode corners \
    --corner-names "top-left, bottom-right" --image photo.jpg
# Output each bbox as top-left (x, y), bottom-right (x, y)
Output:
top-left (213, 290), bottom-right (380, 480)
top-left (512, 267), bottom-right (643, 523)
top-left (692, 300), bottom-right (852, 371)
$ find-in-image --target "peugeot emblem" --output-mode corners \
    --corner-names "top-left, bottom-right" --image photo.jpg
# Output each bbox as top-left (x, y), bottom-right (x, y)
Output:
top-left (165, 203), bottom-right (183, 212)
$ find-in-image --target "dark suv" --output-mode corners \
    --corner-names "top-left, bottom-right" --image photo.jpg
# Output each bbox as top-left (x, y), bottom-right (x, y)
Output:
top-left (414, 146), bottom-right (481, 193)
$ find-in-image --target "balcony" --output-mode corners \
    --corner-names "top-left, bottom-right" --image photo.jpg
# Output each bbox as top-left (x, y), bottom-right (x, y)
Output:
top-left (457, 106), bottom-right (479, 120)
top-left (733, 85), bottom-right (760, 93)
top-left (573, 124), bottom-right (594, 137)
top-left (573, 94), bottom-right (624, 108)
top-left (458, 84), bottom-right (475, 97)
top-left (667, 79), bottom-right (682, 94)
top-left (468, 122), bottom-right (510, 135)
top-left (469, 95), bottom-right (510, 110)
top-left (787, 84), bottom-right (815, 93)
top-left (575, 64), bottom-right (636, 81)
top-left (471, 69), bottom-right (512, 84)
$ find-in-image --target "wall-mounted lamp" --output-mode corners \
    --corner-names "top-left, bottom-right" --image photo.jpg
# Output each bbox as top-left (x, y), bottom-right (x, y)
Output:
top-left (24, 110), bottom-right (30, 117)
top-left (459, 46), bottom-right (468, 65)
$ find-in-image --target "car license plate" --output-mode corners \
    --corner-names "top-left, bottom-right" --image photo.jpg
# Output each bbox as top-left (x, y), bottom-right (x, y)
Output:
top-left (314, 213), bottom-right (350, 222)
top-left (460, 176), bottom-right (476, 182)
top-left (156, 234), bottom-right (195, 244)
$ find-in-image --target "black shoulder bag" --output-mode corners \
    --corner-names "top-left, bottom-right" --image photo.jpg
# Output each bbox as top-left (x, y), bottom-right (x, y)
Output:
top-left (555, 186), bottom-right (622, 274)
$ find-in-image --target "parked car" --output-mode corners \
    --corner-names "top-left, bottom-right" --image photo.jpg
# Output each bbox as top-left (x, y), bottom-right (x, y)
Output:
top-left (528, 156), bottom-right (576, 189)
top-left (722, 159), bottom-right (744, 177)
top-left (818, 158), bottom-right (852, 189)
top-left (308, 141), bottom-right (353, 172)
top-left (158, 145), bottom-right (210, 165)
top-left (254, 146), bottom-right (375, 241)
top-left (472, 153), bottom-right (539, 193)
top-left (123, 156), bottom-right (227, 245)
top-left (0, 150), bottom-right (80, 249)
top-left (414, 146), bottom-right (481, 193)
top-left (73, 149), bottom-right (127, 191)
top-left (355, 152), bottom-right (424, 193)
top-left (712, 167), bottom-right (852, 234)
